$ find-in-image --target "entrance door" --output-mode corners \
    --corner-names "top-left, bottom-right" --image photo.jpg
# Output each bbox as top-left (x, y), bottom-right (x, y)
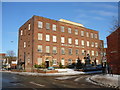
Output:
top-left (45, 61), bottom-right (49, 68)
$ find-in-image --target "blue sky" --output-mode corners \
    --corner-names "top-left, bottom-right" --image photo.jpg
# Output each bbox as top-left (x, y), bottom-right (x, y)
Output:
top-left (2, 2), bottom-right (118, 56)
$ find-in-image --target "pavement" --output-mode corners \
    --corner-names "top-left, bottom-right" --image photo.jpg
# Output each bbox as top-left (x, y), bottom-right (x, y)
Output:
top-left (87, 74), bottom-right (120, 89)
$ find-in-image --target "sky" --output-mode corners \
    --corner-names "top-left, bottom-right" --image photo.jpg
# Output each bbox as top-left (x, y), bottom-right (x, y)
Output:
top-left (2, 2), bottom-right (118, 56)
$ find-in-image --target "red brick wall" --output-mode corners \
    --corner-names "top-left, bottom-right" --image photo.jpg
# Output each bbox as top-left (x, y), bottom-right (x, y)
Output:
top-left (107, 27), bottom-right (120, 74)
top-left (18, 15), bottom-right (104, 71)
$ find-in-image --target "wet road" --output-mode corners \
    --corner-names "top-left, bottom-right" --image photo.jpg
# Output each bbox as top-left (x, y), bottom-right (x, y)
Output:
top-left (2, 72), bottom-right (115, 90)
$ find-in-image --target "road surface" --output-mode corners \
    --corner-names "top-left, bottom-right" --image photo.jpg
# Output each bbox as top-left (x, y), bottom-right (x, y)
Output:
top-left (1, 72), bottom-right (115, 90)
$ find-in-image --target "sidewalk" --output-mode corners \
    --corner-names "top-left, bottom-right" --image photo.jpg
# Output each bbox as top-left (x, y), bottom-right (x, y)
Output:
top-left (88, 74), bottom-right (120, 89)
top-left (0, 69), bottom-right (102, 76)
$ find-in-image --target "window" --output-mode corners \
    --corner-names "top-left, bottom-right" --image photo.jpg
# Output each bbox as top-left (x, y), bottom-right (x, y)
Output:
top-left (92, 51), bottom-right (94, 56)
top-left (82, 50), bottom-right (85, 55)
top-left (46, 35), bottom-right (50, 41)
top-left (81, 31), bottom-right (84, 36)
top-left (37, 58), bottom-right (42, 65)
top-left (87, 41), bottom-right (90, 47)
top-left (53, 59), bottom-right (57, 65)
top-left (61, 58), bottom-right (65, 65)
top-left (68, 59), bottom-right (72, 65)
top-left (61, 37), bottom-right (65, 43)
top-left (53, 47), bottom-right (57, 54)
top-left (46, 23), bottom-right (50, 30)
top-left (68, 48), bottom-right (72, 55)
top-left (24, 42), bottom-right (26, 48)
top-left (91, 42), bottom-right (94, 47)
top-left (46, 46), bottom-right (50, 53)
top-left (86, 32), bottom-right (89, 37)
top-left (38, 33), bottom-right (42, 40)
top-left (76, 49), bottom-right (79, 55)
top-left (95, 43), bottom-right (98, 47)
top-left (53, 36), bottom-right (57, 42)
top-left (81, 40), bottom-right (84, 46)
top-left (91, 33), bottom-right (94, 38)
top-left (21, 30), bottom-right (23, 35)
top-left (61, 47), bottom-right (65, 54)
top-left (68, 38), bottom-right (72, 44)
top-left (96, 51), bottom-right (98, 56)
top-left (68, 28), bottom-right (72, 33)
top-left (87, 50), bottom-right (90, 55)
top-left (52, 24), bottom-right (56, 31)
top-left (38, 45), bottom-right (42, 52)
top-left (38, 21), bottom-right (43, 28)
top-left (28, 24), bottom-right (31, 30)
top-left (75, 39), bottom-right (78, 45)
top-left (61, 26), bottom-right (64, 32)
top-left (95, 34), bottom-right (97, 39)
top-left (75, 29), bottom-right (78, 35)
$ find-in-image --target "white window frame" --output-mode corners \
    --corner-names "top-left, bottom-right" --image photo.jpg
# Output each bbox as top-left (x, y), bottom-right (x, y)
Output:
top-left (68, 38), bottom-right (72, 44)
top-left (81, 40), bottom-right (84, 46)
top-left (82, 50), bottom-right (85, 55)
top-left (95, 34), bottom-right (97, 39)
top-left (46, 46), bottom-right (50, 53)
top-left (37, 58), bottom-right (42, 65)
top-left (68, 28), bottom-right (72, 33)
top-left (61, 26), bottom-right (64, 32)
top-left (46, 23), bottom-right (50, 30)
top-left (53, 47), bottom-right (57, 54)
top-left (95, 43), bottom-right (98, 47)
top-left (61, 58), bottom-right (65, 65)
top-left (91, 33), bottom-right (94, 38)
top-left (75, 39), bottom-right (78, 45)
top-left (68, 48), bottom-right (72, 55)
top-left (75, 29), bottom-right (78, 35)
top-left (38, 45), bottom-right (42, 52)
top-left (28, 24), bottom-right (31, 30)
top-left (91, 42), bottom-right (94, 47)
top-left (38, 21), bottom-right (43, 29)
top-left (87, 50), bottom-right (90, 55)
top-left (81, 31), bottom-right (84, 36)
top-left (52, 24), bottom-right (56, 31)
top-left (21, 30), bottom-right (23, 35)
top-left (61, 37), bottom-right (65, 43)
top-left (24, 42), bottom-right (26, 48)
top-left (87, 41), bottom-right (90, 47)
top-left (46, 35), bottom-right (50, 41)
top-left (86, 32), bottom-right (89, 37)
top-left (92, 51), bottom-right (94, 56)
top-left (76, 49), bottom-right (79, 55)
top-left (38, 33), bottom-right (42, 40)
top-left (61, 47), bottom-right (65, 54)
top-left (53, 59), bottom-right (57, 65)
top-left (96, 51), bottom-right (98, 56)
top-left (53, 35), bottom-right (57, 42)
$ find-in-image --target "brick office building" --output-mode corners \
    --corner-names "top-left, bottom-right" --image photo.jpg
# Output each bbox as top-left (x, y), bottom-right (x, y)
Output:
top-left (107, 27), bottom-right (120, 74)
top-left (18, 15), bottom-right (104, 71)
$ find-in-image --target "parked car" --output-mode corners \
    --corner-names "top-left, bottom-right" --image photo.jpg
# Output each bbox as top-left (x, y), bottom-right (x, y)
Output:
top-left (48, 67), bottom-right (55, 70)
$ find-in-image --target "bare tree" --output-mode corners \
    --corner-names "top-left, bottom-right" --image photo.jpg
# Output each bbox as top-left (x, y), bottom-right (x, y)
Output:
top-left (109, 17), bottom-right (120, 33)
top-left (6, 50), bottom-right (16, 64)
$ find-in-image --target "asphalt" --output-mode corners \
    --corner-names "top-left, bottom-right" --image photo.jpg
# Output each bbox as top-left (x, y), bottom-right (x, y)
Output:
top-left (1, 72), bottom-right (116, 90)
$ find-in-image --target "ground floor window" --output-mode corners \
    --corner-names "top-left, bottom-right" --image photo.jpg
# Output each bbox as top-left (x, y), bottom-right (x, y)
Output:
top-left (37, 58), bottom-right (42, 65)
top-left (68, 59), bottom-right (72, 65)
top-left (53, 59), bottom-right (57, 65)
top-left (61, 58), bottom-right (65, 65)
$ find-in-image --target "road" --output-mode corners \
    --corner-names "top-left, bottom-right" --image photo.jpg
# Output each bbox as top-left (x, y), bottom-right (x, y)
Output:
top-left (2, 72), bottom-right (115, 90)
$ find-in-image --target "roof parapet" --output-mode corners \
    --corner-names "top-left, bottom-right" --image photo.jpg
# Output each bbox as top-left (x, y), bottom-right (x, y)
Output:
top-left (59, 19), bottom-right (84, 27)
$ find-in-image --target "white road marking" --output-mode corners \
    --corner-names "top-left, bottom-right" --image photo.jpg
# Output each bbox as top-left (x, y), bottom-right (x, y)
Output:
top-left (29, 81), bottom-right (45, 87)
